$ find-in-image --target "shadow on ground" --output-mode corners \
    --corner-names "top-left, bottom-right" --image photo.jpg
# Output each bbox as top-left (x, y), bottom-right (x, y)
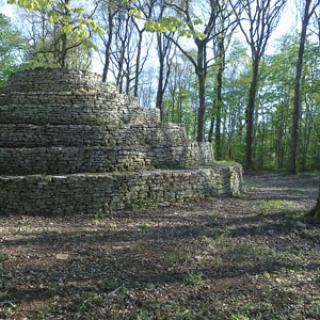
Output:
top-left (0, 173), bottom-right (319, 319)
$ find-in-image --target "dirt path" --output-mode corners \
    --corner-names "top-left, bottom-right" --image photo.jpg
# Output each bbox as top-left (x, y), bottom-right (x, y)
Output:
top-left (0, 174), bottom-right (319, 319)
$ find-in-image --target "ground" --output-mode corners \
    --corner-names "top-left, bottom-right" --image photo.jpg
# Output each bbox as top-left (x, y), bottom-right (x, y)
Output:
top-left (0, 173), bottom-right (319, 320)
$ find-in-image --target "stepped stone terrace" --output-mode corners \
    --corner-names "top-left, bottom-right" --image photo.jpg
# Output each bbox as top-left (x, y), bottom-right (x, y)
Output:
top-left (0, 68), bottom-right (243, 215)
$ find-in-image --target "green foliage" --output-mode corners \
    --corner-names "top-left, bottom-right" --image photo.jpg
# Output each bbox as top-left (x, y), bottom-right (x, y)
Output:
top-left (145, 16), bottom-right (206, 39)
top-left (0, 14), bottom-right (27, 86)
top-left (129, 3), bottom-right (206, 39)
top-left (163, 34), bottom-right (320, 172)
top-left (184, 272), bottom-right (204, 285)
top-left (29, 31), bottom-right (93, 69)
top-left (7, 0), bottom-right (104, 66)
top-left (7, 0), bottom-right (105, 36)
top-left (0, 252), bottom-right (8, 262)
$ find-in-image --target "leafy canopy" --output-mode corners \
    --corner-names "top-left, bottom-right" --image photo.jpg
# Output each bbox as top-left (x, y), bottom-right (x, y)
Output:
top-left (7, 0), bottom-right (106, 39)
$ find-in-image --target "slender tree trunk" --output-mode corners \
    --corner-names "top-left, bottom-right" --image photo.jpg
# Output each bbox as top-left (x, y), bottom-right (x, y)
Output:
top-left (116, 16), bottom-right (130, 93)
top-left (245, 57), bottom-right (260, 171)
top-left (125, 65), bottom-right (130, 95)
top-left (156, 49), bottom-right (165, 120)
top-left (197, 72), bottom-right (206, 142)
top-left (208, 117), bottom-right (215, 143)
top-left (156, 33), bottom-right (173, 122)
top-left (60, 32), bottom-right (67, 68)
top-left (301, 96), bottom-right (312, 171)
top-left (276, 108), bottom-right (284, 169)
top-left (134, 31), bottom-right (143, 97)
top-left (116, 44), bottom-right (126, 93)
top-left (59, 0), bottom-right (70, 68)
top-left (290, 0), bottom-right (312, 174)
top-left (196, 41), bottom-right (207, 143)
top-left (178, 100), bottom-right (182, 123)
top-left (215, 39), bottom-right (225, 160)
top-left (102, 10), bottom-right (114, 83)
top-left (156, 4), bottom-right (166, 121)
top-left (102, 43), bottom-right (112, 82)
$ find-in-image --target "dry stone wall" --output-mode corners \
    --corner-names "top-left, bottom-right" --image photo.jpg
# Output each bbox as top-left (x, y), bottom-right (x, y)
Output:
top-left (0, 68), bottom-right (243, 215)
top-left (0, 166), bottom-right (242, 215)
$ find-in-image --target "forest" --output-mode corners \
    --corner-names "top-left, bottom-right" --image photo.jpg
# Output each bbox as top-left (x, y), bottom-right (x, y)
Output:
top-left (1, 0), bottom-right (320, 173)
top-left (0, 1), bottom-right (320, 319)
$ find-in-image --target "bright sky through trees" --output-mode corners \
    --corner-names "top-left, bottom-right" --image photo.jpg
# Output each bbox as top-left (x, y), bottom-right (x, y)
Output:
top-left (0, 0), bottom-right (297, 73)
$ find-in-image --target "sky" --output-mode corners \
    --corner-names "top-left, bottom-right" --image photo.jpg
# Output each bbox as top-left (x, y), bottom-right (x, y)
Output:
top-left (0, 0), bottom-right (300, 74)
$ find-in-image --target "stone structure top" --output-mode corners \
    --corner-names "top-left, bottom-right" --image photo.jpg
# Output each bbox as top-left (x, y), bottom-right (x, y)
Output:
top-left (3, 68), bottom-right (118, 95)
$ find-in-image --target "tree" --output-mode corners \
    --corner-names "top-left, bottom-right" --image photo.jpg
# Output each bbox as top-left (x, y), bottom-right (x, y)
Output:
top-left (209, 9), bottom-right (237, 159)
top-left (218, 40), bottom-right (249, 162)
top-left (165, 0), bottom-right (238, 142)
top-left (0, 13), bottom-right (26, 86)
top-left (98, 0), bottom-right (119, 82)
top-left (233, 0), bottom-right (286, 170)
top-left (155, 1), bottom-right (176, 120)
top-left (19, 8), bottom-right (93, 69)
top-left (131, 0), bottom-right (156, 97)
top-left (289, 0), bottom-right (320, 174)
top-left (8, 0), bottom-right (104, 67)
top-left (109, 6), bottom-right (152, 95)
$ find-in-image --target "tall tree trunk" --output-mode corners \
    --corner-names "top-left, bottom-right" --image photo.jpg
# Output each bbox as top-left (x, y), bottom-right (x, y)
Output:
top-left (156, 56), bottom-right (164, 121)
top-left (133, 31), bottom-right (143, 97)
top-left (102, 42), bottom-right (112, 82)
top-left (276, 108), bottom-right (285, 169)
top-left (196, 41), bottom-right (207, 143)
top-left (102, 10), bottom-right (114, 83)
top-left (116, 15), bottom-right (130, 93)
top-left (197, 73), bottom-right (206, 142)
top-left (156, 33), bottom-right (173, 122)
top-left (208, 117), bottom-right (215, 143)
top-left (245, 57), bottom-right (259, 171)
top-left (215, 39), bottom-right (225, 160)
top-left (125, 64), bottom-right (130, 95)
top-left (60, 32), bottom-right (67, 68)
top-left (156, 5), bottom-right (166, 122)
top-left (301, 95), bottom-right (312, 171)
top-left (59, 0), bottom-right (70, 68)
top-left (290, 0), bottom-right (312, 174)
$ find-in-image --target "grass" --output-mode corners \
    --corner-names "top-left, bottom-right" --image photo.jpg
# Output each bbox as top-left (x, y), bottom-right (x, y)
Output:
top-left (0, 252), bottom-right (8, 263)
top-left (138, 223), bottom-right (151, 234)
top-left (256, 199), bottom-right (297, 212)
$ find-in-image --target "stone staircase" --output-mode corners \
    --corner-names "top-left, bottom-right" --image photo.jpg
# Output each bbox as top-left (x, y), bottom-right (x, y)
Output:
top-left (0, 68), bottom-right (243, 215)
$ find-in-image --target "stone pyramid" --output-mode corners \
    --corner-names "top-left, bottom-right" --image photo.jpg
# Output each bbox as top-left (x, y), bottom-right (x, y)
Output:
top-left (0, 68), bottom-right (242, 215)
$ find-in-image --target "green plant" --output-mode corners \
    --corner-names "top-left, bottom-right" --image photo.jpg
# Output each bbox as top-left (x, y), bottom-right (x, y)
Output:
top-left (0, 304), bottom-right (16, 319)
top-left (256, 199), bottom-right (296, 212)
top-left (94, 209), bottom-right (105, 220)
top-left (184, 272), bottom-right (204, 285)
top-left (0, 252), bottom-right (8, 263)
top-left (138, 223), bottom-right (150, 234)
top-left (136, 309), bottom-right (150, 320)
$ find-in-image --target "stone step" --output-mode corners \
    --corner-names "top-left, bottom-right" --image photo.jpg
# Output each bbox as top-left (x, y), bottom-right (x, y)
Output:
top-left (0, 143), bottom-right (214, 175)
top-left (0, 124), bottom-right (187, 148)
top-left (0, 92), bottom-right (138, 108)
top-left (3, 68), bottom-right (117, 94)
top-left (0, 103), bottom-right (160, 126)
top-left (0, 165), bottom-right (243, 215)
